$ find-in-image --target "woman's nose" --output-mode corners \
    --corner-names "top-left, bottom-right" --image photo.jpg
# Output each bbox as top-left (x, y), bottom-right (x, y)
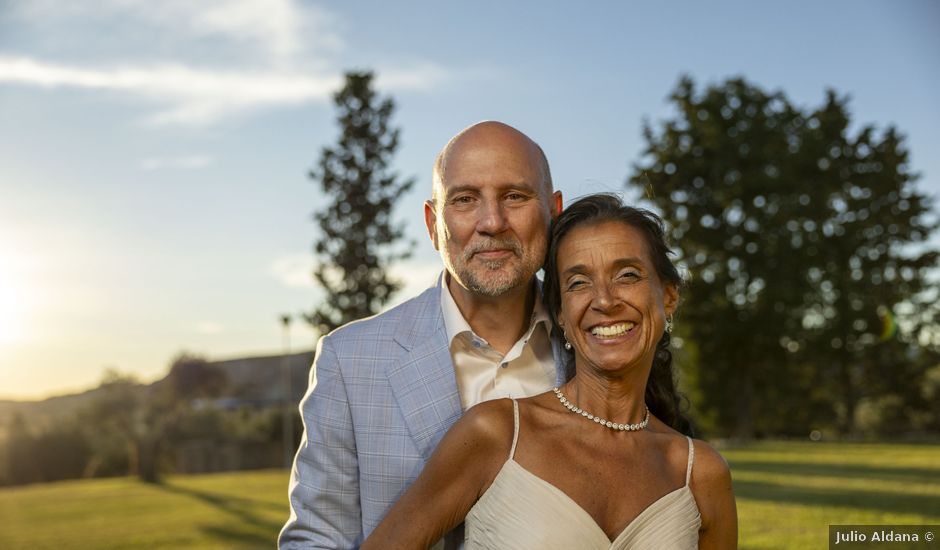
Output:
top-left (591, 283), bottom-right (621, 311)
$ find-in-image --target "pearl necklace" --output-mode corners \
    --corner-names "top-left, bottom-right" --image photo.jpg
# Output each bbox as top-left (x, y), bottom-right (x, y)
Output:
top-left (552, 387), bottom-right (650, 432)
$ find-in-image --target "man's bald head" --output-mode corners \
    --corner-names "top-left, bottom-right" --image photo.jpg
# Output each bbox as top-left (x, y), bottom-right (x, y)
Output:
top-left (431, 121), bottom-right (553, 207)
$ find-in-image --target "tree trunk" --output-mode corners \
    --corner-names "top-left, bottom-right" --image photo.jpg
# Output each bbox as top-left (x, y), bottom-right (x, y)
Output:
top-left (838, 360), bottom-right (857, 436)
top-left (137, 436), bottom-right (161, 484)
top-left (733, 366), bottom-right (755, 439)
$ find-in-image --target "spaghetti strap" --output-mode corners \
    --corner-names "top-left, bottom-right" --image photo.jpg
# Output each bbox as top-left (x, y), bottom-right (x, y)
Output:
top-left (684, 436), bottom-right (695, 486)
top-left (508, 399), bottom-right (520, 460)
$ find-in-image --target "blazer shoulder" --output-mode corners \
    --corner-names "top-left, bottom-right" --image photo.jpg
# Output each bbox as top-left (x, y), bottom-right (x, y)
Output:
top-left (322, 283), bottom-right (442, 350)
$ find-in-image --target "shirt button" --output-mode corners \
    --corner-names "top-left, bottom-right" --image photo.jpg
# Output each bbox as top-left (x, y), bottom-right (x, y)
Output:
top-left (472, 340), bottom-right (482, 348)
top-left (500, 363), bottom-right (508, 369)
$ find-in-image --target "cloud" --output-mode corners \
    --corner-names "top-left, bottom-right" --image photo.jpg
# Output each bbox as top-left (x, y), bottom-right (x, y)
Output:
top-left (186, 0), bottom-right (343, 66)
top-left (7, 0), bottom-right (343, 67)
top-left (270, 254), bottom-right (316, 289)
top-left (269, 253), bottom-right (441, 302)
top-left (194, 321), bottom-right (224, 335)
top-left (0, 55), bottom-right (451, 126)
top-left (0, 1), bottom-right (454, 125)
top-left (140, 155), bottom-right (213, 171)
top-left (0, 55), bottom-right (341, 125)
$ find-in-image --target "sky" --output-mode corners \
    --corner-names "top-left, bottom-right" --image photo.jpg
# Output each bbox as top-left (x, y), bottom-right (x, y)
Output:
top-left (1, 0), bottom-right (938, 400)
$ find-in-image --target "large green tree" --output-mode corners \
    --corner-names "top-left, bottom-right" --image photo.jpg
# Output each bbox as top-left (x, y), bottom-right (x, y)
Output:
top-left (630, 76), bottom-right (937, 438)
top-left (306, 71), bottom-right (414, 335)
top-left (792, 95), bottom-right (937, 434)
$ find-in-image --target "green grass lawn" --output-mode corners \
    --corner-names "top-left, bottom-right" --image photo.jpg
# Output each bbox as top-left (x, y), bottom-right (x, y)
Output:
top-left (1, 442), bottom-right (937, 549)
top-left (0, 470), bottom-right (288, 550)
top-left (723, 441), bottom-right (940, 549)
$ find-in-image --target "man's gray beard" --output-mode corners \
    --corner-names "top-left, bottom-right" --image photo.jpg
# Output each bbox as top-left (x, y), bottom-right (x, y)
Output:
top-left (457, 259), bottom-right (526, 297)
top-left (446, 237), bottom-right (544, 297)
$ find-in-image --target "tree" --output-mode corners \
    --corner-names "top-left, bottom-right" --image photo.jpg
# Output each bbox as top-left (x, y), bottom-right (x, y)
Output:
top-left (3, 413), bottom-right (41, 485)
top-left (791, 95), bottom-right (937, 434)
top-left (630, 76), bottom-right (937, 438)
top-left (164, 353), bottom-right (227, 400)
top-left (79, 356), bottom-right (228, 483)
top-left (136, 353), bottom-right (227, 482)
top-left (79, 370), bottom-right (144, 478)
top-left (306, 71), bottom-right (415, 335)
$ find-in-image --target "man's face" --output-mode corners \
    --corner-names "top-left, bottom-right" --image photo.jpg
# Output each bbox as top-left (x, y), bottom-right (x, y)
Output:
top-left (425, 126), bottom-right (561, 298)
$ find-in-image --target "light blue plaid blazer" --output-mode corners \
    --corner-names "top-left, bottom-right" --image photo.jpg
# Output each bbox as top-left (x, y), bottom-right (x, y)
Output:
top-left (279, 277), bottom-right (573, 549)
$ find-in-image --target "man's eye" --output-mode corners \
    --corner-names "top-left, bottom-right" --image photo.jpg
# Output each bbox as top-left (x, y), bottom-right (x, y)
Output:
top-left (452, 196), bottom-right (475, 204)
top-left (505, 192), bottom-right (527, 201)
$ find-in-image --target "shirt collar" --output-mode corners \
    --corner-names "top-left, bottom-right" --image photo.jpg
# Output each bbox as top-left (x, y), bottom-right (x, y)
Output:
top-left (440, 271), bottom-right (550, 346)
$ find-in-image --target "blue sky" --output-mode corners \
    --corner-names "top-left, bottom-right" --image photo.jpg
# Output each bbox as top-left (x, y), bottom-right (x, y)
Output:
top-left (1, 0), bottom-right (938, 399)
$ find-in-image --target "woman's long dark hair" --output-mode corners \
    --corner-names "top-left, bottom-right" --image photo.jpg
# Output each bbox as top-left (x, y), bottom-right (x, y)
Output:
top-left (542, 193), bottom-right (694, 436)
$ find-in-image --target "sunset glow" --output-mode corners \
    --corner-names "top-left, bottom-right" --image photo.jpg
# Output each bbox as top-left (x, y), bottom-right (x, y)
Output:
top-left (0, 259), bottom-right (28, 346)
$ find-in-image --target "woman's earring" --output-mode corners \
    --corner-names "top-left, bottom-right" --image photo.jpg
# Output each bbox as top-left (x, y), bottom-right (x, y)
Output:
top-left (562, 330), bottom-right (572, 350)
top-left (665, 315), bottom-right (674, 334)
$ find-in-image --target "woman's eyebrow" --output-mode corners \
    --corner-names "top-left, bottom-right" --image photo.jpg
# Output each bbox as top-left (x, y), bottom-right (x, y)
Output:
top-left (612, 257), bottom-right (644, 268)
top-left (561, 256), bottom-right (645, 278)
top-left (561, 264), bottom-right (588, 278)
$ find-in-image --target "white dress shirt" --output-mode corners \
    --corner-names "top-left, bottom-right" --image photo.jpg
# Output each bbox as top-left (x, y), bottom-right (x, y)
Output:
top-left (440, 275), bottom-right (556, 410)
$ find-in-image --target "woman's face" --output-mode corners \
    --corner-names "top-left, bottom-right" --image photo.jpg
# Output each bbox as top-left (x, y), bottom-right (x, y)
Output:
top-left (555, 220), bottom-right (678, 376)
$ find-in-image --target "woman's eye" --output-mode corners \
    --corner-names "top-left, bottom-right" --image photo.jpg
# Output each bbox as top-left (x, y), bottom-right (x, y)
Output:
top-left (618, 270), bottom-right (640, 281)
top-left (566, 279), bottom-right (586, 291)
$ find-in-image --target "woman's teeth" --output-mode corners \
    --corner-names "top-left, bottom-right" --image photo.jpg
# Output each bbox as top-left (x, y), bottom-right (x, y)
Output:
top-left (590, 322), bottom-right (636, 338)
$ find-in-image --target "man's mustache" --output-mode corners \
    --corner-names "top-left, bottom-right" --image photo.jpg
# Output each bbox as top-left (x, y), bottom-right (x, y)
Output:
top-left (464, 239), bottom-right (522, 260)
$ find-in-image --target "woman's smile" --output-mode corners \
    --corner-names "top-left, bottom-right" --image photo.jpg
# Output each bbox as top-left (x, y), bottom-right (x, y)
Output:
top-left (585, 321), bottom-right (639, 346)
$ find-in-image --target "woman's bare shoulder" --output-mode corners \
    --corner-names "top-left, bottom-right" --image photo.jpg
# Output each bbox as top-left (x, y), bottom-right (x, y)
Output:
top-left (688, 439), bottom-right (738, 546)
top-left (643, 420), bottom-right (731, 486)
top-left (451, 398), bottom-right (517, 456)
top-left (689, 439), bottom-right (732, 486)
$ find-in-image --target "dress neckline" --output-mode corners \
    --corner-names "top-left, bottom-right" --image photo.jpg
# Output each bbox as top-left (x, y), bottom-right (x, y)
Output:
top-left (499, 399), bottom-right (698, 544)
top-left (500, 458), bottom-right (694, 544)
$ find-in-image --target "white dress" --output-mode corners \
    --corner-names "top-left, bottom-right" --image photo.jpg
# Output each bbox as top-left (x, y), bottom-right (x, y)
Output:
top-left (464, 400), bottom-right (701, 549)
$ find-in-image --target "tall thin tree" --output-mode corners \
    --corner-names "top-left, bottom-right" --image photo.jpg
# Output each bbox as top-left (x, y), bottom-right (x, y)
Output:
top-left (307, 71), bottom-right (414, 335)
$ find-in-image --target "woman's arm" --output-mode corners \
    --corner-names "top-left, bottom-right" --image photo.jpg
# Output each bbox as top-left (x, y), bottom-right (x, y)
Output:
top-left (691, 441), bottom-right (738, 550)
top-left (361, 399), bottom-right (515, 550)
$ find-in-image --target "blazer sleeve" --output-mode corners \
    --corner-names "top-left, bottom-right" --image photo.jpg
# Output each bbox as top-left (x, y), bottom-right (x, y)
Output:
top-left (279, 335), bottom-right (362, 549)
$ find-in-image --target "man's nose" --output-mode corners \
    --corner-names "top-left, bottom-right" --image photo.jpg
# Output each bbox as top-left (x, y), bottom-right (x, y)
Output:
top-left (476, 200), bottom-right (510, 235)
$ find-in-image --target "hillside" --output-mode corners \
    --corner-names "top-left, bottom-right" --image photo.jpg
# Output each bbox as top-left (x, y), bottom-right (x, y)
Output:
top-left (0, 350), bottom-right (315, 436)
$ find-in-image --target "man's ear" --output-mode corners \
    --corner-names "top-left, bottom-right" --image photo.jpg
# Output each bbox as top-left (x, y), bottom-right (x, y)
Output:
top-left (424, 200), bottom-right (439, 251)
top-left (551, 190), bottom-right (563, 219)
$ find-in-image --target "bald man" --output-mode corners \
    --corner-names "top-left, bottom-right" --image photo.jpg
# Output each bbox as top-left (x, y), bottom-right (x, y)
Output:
top-left (280, 122), bottom-right (573, 549)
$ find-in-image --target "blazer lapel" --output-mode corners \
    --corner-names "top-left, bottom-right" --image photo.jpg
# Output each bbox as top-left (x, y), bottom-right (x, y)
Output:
top-left (387, 280), bottom-right (462, 460)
